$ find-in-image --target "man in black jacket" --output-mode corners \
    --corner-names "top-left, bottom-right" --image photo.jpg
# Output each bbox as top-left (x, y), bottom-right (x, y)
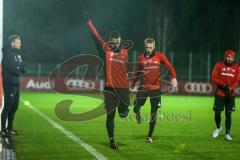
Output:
top-left (1, 35), bottom-right (26, 136)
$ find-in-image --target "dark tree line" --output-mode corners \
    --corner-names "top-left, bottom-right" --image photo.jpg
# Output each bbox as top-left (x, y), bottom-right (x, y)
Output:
top-left (3, 0), bottom-right (240, 63)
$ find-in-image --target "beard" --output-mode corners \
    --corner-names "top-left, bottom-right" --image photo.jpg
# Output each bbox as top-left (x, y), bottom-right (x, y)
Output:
top-left (224, 60), bottom-right (233, 66)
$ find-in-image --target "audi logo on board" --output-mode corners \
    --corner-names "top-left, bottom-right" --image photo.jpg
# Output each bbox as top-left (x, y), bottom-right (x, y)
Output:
top-left (184, 82), bottom-right (213, 94)
top-left (66, 79), bottom-right (95, 91)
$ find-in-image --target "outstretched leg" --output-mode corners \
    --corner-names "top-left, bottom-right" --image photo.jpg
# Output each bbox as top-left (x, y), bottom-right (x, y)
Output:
top-left (133, 97), bottom-right (147, 124)
top-left (104, 87), bottom-right (119, 149)
top-left (225, 110), bottom-right (232, 134)
top-left (147, 96), bottom-right (161, 142)
top-left (224, 96), bottom-right (235, 141)
top-left (106, 109), bottom-right (116, 143)
top-left (212, 96), bottom-right (224, 138)
top-left (215, 110), bottom-right (222, 129)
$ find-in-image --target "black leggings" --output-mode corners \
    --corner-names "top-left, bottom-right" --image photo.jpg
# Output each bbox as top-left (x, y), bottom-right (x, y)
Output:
top-left (1, 85), bottom-right (20, 131)
top-left (106, 109), bottom-right (116, 140)
top-left (134, 93), bottom-right (161, 137)
top-left (215, 110), bottom-right (232, 134)
top-left (104, 87), bottom-right (130, 140)
top-left (148, 105), bottom-right (159, 137)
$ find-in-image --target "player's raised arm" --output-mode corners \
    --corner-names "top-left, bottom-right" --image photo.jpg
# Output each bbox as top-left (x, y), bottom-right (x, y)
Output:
top-left (86, 19), bottom-right (107, 48)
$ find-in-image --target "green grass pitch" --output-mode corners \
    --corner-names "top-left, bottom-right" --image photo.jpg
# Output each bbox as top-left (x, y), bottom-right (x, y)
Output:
top-left (14, 92), bottom-right (240, 160)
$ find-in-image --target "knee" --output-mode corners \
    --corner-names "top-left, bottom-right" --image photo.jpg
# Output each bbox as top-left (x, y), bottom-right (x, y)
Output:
top-left (215, 110), bottom-right (221, 117)
top-left (225, 111), bottom-right (232, 119)
top-left (2, 105), bottom-right (11, 113)
top-left (151, 106), bottom-right (159, 114)
top-left (150, 114), bottom-right (157, 123)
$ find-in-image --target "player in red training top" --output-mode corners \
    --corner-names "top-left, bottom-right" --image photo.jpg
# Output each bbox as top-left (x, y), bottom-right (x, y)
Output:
top-left (86, 19), bottom-right (130, 149)
top-left (211, 50), bottom-right (239, 141)
top-left (131, 38), bottom-right (177, 143)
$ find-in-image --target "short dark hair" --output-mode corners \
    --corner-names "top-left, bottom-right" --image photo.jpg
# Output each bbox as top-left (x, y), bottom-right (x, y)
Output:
top-left (144, 38), bottom-right (155, 45)
top-left (109, 31), bottom-right (121, 39)
top-left (9, 35), bottom-right (21, 43)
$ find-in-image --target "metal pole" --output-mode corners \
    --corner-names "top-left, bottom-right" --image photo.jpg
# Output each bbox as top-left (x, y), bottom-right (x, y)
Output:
top-left (207, 53), bottom-right (211, 82)
top-left (133, 50), bottom-right (137, 72)
top-left (170, 52), bottom-right (174, 65)
top-left (76, 67), bottom-right (79, 79)
top-left (38, 63), bottom-right (42, 77)
top-left (57, 64), bottom-right (60, 77)
top-left (189, 53), bottom-right (192, 82)
top-left (133, 50), bottom-right (137, 62)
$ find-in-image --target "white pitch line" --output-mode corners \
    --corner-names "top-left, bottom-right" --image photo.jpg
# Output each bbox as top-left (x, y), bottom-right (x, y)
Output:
top-left (20, 98), bottom-right (107, 160)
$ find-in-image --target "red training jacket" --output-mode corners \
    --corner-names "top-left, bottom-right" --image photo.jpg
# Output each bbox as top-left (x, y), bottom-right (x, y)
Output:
top-left (211, 50), bottom-right (239, 97)
top-left (131, 52), bottom-right (176, 90)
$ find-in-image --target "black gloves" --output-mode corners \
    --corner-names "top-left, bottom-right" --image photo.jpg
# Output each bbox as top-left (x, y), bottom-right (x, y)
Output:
top-left (17, 65), bottom-right (25, 74)
top-left (222, 83), bottom-right (232, 95)
top-left (19, 65), bottom-right (26, 74)
top-left (15, 54), bottom-right (27, 74)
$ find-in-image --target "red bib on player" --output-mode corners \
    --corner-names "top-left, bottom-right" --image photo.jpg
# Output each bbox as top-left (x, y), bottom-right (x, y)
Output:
top-left (105, 47), bottom-right (129, 88)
